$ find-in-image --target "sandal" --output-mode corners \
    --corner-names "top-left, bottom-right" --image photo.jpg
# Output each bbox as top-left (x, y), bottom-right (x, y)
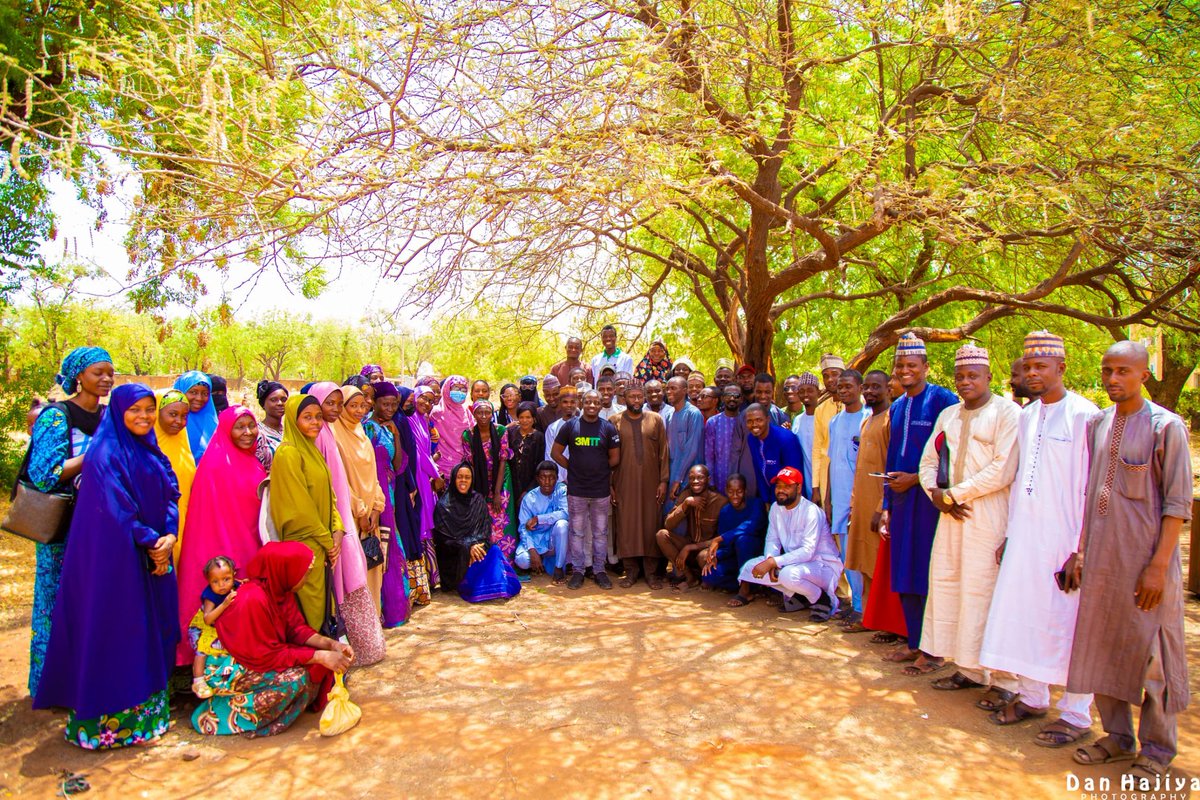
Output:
top-left (881, 647), bottom-right (919, 663)
top-left (870, 631), bottom-right (900, 644)
top-left (901, 659), bottom-right (946, 677)
top-left (975, 687), bottom-right (1016, 712)
top-left (1073, 736), bottom-right (1135, 765)
top-left (647, 577), bottom-right (664, 590)
top-left (727, 594), bottom-right (754, 608)
top-left (1035, 719), bottom-right (1092, 748)
top-left (930, 671), bottom-right (985, 691)
top-left (617, 576), bottom-right (636, 588)
top-left (840, 621), bottom-right (869, 633)
top-left (1124, 755), bottom-right (1168, 784)
top-left (987, 699), bottom-right (1048, 726)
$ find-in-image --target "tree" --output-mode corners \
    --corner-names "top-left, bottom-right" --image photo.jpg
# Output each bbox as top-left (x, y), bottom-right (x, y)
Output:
top-left (6, 0), bottom-right (1199, 373)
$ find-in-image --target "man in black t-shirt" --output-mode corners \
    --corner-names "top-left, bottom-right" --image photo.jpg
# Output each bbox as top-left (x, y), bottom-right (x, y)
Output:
top-left (551, 390), bottom-right (621, 590)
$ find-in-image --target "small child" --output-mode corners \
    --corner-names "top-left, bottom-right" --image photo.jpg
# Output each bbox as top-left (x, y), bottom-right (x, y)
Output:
top-left (190, 556), bottom-right (240, 699)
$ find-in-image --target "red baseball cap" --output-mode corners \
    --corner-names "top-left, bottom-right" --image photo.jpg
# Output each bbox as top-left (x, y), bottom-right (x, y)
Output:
top-left (736, 364), bottom-right (757, 375)
top-left (771, 466), bottom-right (804, 486)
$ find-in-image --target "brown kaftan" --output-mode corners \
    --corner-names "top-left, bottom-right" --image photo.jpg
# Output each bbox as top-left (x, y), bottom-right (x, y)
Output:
top-left (1066, 401), bottom-right (1192, 713)
top-left (611, 410), bottom-right (670, 559)
top-left (846, 411), bottom-right (889, 576)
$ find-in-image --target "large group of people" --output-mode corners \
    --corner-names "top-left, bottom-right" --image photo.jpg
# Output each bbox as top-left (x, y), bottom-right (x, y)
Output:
top-left (15, 324), bottom-right (1191, 786)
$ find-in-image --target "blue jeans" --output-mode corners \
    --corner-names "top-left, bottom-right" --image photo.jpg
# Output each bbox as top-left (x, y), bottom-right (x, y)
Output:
top-left (567, 495), bottom-right (610, 573)
top-left (515, 520), bottom-right (570, 572)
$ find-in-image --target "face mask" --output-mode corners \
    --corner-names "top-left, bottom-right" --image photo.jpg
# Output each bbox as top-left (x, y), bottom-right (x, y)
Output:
top-left (449, 390), bottom-right (467, 404)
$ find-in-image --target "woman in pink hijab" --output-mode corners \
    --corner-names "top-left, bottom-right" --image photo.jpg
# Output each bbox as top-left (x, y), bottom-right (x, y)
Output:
top-left (306, 383), bottom-right (385, 666)
top-left (430, 375), bottom-right (472, 480)
top-left (175, 406), bottom-right (266, 665)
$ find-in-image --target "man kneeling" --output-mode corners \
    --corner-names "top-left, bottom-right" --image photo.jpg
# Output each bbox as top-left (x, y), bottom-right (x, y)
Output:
top-left (738, 467), bottom-right (843, 622)
top-left (517, 461), bottom-right (570, 584)
top-left (655, 464), bottom-right (727, 591)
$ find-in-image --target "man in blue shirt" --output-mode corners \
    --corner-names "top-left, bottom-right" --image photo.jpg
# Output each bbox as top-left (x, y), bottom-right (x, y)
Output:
top-left (745, 403), bottom-right (804, 502)
top-left (517, 461), bottom-right (570, 583)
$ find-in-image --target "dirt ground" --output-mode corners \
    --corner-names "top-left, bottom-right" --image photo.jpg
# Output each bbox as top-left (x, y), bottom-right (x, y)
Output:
top-left (2, 434), bottom-right (1199, 800)
top-left (0, 531), bottom-right (1197, 800)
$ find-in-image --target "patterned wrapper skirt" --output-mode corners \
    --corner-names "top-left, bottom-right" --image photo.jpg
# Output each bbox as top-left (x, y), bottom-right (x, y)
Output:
top-left (341, 586), bottom-right (386, 667)
top-left (65, 689), bottom-right (170, 750)
top-left (28, 541), bottom-right (66, 696)
top-left (191, 655), bottom-right (317, 737)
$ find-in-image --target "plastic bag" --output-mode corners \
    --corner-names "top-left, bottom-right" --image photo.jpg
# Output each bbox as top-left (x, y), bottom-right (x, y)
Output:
top-left (318, 672), bottom-right (361, 736)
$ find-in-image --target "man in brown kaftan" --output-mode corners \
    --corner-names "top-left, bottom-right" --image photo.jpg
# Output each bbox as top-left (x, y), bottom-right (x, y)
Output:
top-left (610, 383), bottom-right (670, 589)
top-left (1064, 342), bottom-right (1192, 781)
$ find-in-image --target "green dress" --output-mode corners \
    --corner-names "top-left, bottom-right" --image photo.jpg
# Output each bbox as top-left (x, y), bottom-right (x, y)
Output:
top-left (66, 690), bottom-right (170, 750)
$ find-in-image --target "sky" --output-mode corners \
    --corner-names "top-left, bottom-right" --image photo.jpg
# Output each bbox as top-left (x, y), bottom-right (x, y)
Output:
top-left (36, 172), bottom-right (418, 323)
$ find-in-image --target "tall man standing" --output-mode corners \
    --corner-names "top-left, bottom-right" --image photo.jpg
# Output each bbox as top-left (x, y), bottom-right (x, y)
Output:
top-left (664, 376), bottom-right (705, 504)
top-left (753, 373), bottom-right (790, 427)
top-left (706, 385), bottom-right (755, 498)
top-left (811, 354), bottom-right (844, 509)
top-left (1065, 342), bottom-right (1192, 776)
top-left (880, 334), bottom-right (958, 671)
top-left (537, 375), bottom-right (562, 430)
top-left (550, 337), bottom-right (593, 388)
top-left (1009, 357), bottom-right (1031, 407)
top-left (980, 331), bottom-right (1097, 744)
top-left (545, 385), bottom-right (580, 484)
top-left (827, 369), bottom-right (869, 619)
top-left (590, 324), bottom-right (634, 378)
top-left (846, 370), bottom-right (905, 638)
top-left (790, 372), bottom-right (820, 499)
top-left (610, 382), bottom-right (670, 589)
top-left (918, 346), bottom-right (1020, 688)
top-left (552, 390), bottom-right (621, 591)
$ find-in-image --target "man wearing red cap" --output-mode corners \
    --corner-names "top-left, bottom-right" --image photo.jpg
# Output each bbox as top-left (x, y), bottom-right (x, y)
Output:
top-left (735, 466), bottom-right (844, 622)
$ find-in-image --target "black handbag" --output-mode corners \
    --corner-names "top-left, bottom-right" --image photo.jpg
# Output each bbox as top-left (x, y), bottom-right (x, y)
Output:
top-left (321, 562), bottom-right (348, 641)
top-left (1, 404), bottom-right (76, 544)
top-left (361, 530), bottom-right (385, 570)
top-left (934, 431), bottom-right (951, 490)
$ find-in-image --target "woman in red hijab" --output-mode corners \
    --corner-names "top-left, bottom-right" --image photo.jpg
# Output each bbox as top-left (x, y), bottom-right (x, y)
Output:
top-left (191, 542), bottom-right (354, 737)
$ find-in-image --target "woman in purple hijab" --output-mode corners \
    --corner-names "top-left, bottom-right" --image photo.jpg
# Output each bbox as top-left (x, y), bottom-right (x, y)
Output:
top-left (34, 383), bottom-right (180, 749)
top-left (407, 385), bottom-right (442, 596)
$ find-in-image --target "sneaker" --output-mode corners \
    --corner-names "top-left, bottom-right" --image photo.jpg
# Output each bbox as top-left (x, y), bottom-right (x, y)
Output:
top-left (594, 571), bottom-right (613, 590)
top-left (568, 571), bottom-right (585, 590)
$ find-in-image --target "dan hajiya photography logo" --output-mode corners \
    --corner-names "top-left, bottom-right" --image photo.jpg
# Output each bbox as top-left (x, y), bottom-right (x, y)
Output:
top-left (1066, 771), bottom-right (1198, 799)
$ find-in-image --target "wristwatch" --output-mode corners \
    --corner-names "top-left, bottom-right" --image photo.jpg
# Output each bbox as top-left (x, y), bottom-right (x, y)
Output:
top-left (943, 489), bottom-right (956, 506)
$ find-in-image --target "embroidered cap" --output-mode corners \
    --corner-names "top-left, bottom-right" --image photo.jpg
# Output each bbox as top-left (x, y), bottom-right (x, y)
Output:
top-left (715, 358), bottom-right (735, 372)
top-left (954, 345), bottom-right (991, 369)
top-left (895, 333), bottom-right (927, 359)
top-left (542, 374), bottom-right (561, 391)
top-left (797, 372), bottom-right (819, 387)
top-left (1023, 330), bottom-right (1066, 359)
top-left (819, 353), bottom-right (845, 370)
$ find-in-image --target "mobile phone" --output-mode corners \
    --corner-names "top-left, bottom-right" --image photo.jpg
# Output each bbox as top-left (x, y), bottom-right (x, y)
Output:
top-left (1054, 569), bottom-right (1067, 591)
top-left (868, 472), bottom-right (891, 480)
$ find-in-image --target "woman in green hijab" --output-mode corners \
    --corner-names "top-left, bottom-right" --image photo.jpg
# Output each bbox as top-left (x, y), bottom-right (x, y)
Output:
top-left (270, 394), bottom-right (344, 629)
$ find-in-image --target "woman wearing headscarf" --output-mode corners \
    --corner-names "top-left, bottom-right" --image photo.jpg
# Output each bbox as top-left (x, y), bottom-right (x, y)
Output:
top-left (465, 399), bottom-right (519, 559)
top-left (256, 380), bottom-right (288, 468)
top-left (360, 364), bottom-right (385, 384)
top-left (174, 371), bottom-right (219, 460)
top-left (496, 383), bottom-right (521, 427)
top-left (518, 375), bottom-right (543, 406)
top-left (332, 385), bottom-right (387, 614)
top-left (635, 340), bottom-right (674, 382)
top-left (193, 542), bottom-right (353, 737)
top-left (431, 375), bottom-right (472, 479)
top-left (155, 388), bottom-right (196, 564)
top-left (269, 395), bottom-right (338, 629)
top-left (505, 401), bottom-right (544, 511)
top-left (176, 406), bottom-right (267, 666)
top-left (25, 346), bottom-right (114, 696)
top-left (306, 383), bottom-right (385, 666)
top-left (34, 383), bottom-right (180, 749)
top-left (365, 382), bottom-right (412, 626)
top-left (406, 386), bottom-right (442, 598)
top-left (208, 374), bottom-right (230, 414)
top-left (433, 463), bottom-right (492, 590)
top-left (672, 357), bottom-right (695, 379)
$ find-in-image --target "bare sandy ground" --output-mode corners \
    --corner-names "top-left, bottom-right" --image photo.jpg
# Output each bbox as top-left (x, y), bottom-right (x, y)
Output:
top-left (0, 558), bottom-right (1196, 800)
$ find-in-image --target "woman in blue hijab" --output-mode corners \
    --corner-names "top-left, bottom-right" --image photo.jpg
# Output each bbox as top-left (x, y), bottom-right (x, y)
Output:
top-left (34, 383), bottom-right (181, 749)
top-left (174, 371), bottom-right (219, 460)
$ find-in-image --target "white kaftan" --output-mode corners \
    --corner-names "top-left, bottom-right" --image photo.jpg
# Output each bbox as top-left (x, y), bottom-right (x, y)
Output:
top-left (739, 498), bottom-right (843, 604)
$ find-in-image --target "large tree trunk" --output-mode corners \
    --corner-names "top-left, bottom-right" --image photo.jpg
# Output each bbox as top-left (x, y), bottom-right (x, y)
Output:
top-left (1145, 331), bottom-right (1200, 411)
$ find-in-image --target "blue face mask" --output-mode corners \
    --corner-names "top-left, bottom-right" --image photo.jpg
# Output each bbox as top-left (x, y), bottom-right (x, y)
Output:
top-left (449, 390), bottom-right (467, 404)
